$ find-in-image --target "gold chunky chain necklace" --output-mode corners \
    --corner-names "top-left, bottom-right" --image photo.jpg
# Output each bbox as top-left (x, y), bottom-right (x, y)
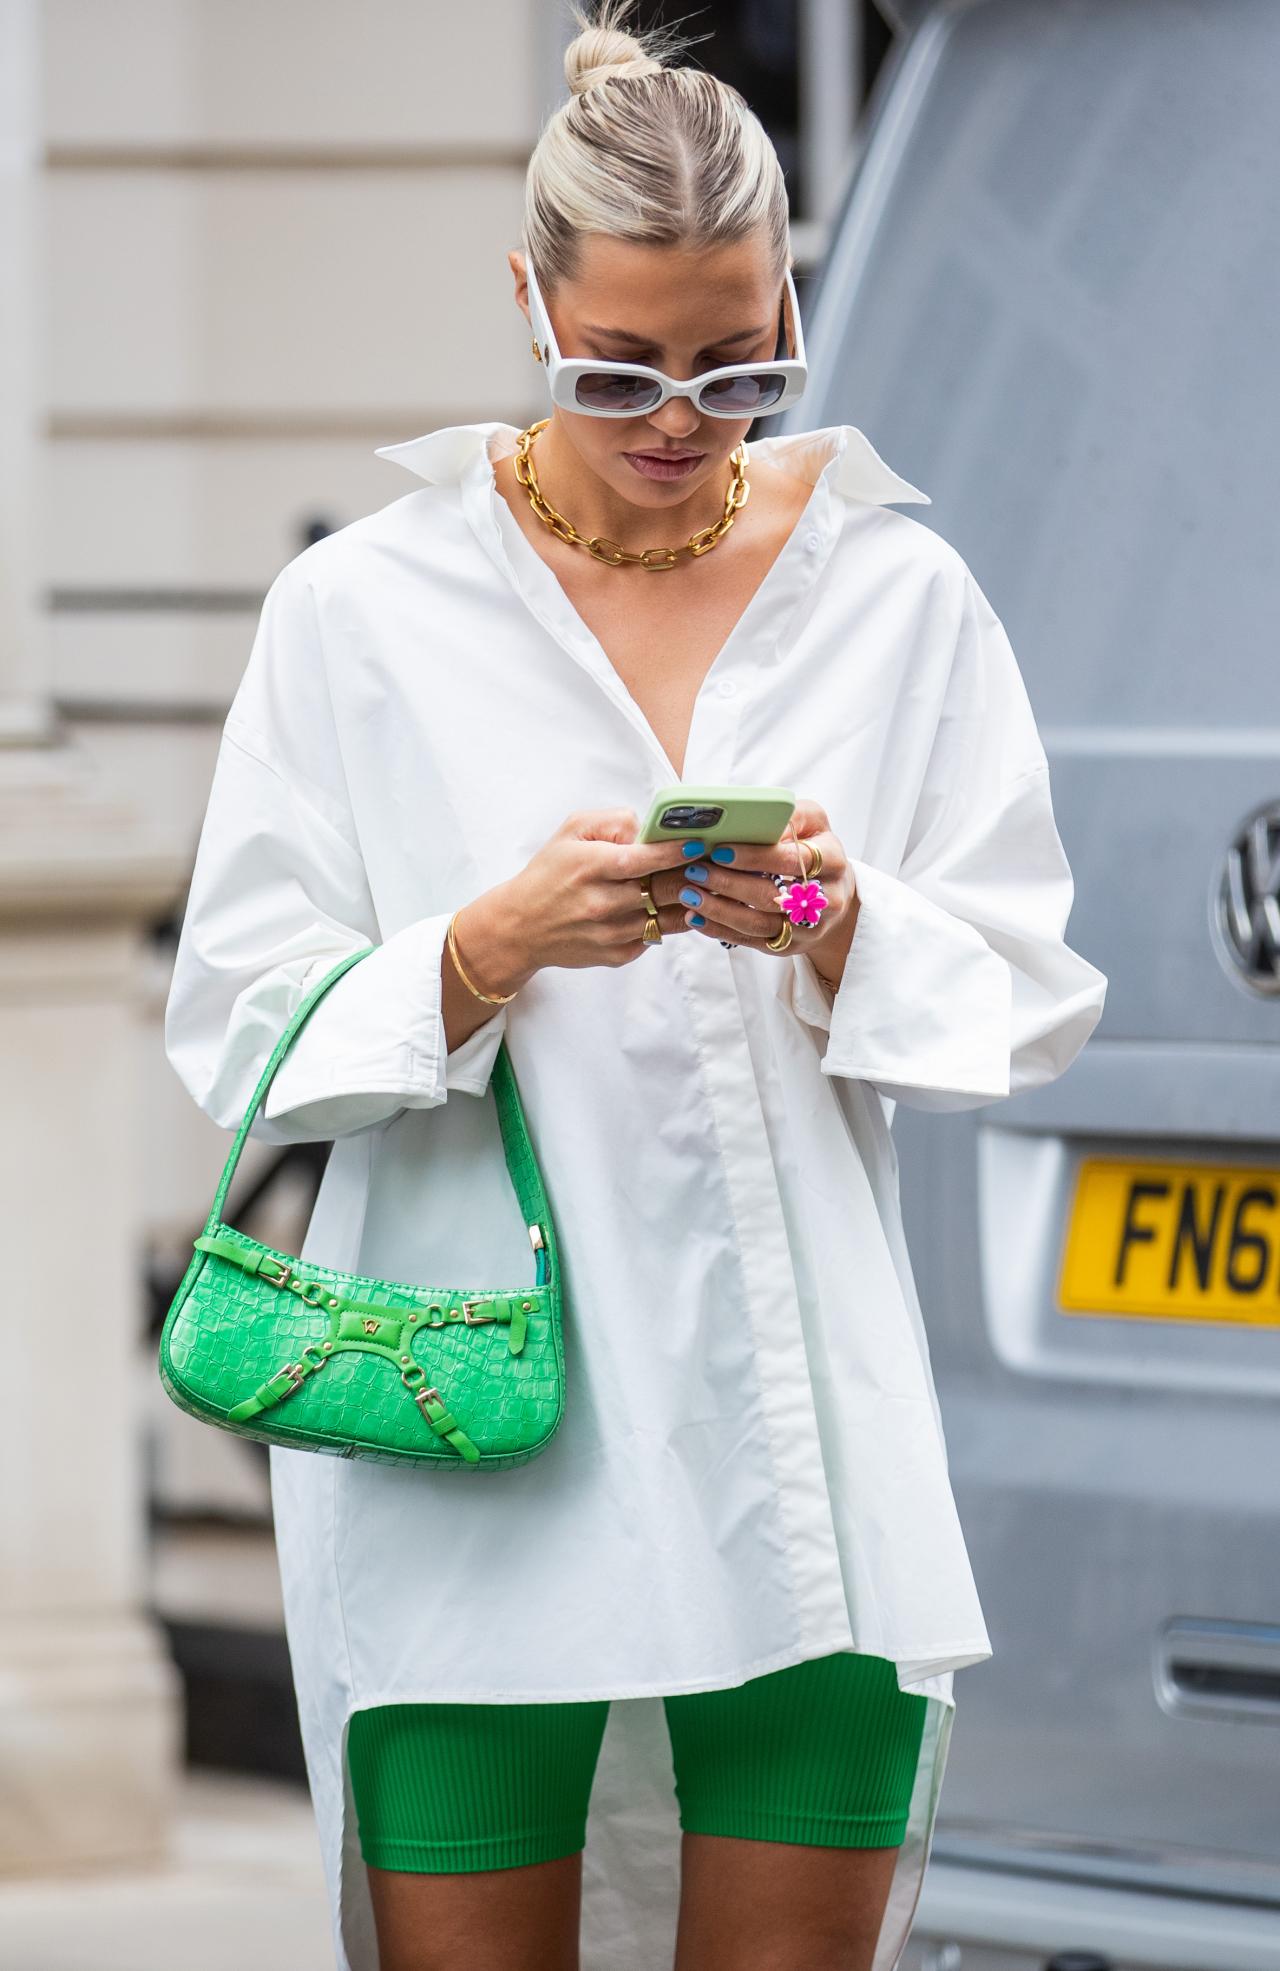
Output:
top-left (513, 417), bottom-right (750, 571)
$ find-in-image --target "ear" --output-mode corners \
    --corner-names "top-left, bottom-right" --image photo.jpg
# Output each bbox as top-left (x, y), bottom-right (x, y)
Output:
top-left (508, 249), bottom-right (530, 326)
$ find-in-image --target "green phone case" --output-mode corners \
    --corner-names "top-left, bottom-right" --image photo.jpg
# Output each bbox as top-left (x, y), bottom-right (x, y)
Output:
top-left (637, 783), bottom-right (797, 847)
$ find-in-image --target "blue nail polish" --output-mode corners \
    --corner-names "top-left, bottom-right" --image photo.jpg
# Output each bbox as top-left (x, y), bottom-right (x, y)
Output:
top-left (710, 844), bottom-right (735, 864)
top-left (681, 839), bottom-right (706, 858)
top-left (690, 913), bottom-right (705, 926)
top-left (684, 863), bottom-right (709, 882)
top-left (679, 886), bottom-right (703, 907)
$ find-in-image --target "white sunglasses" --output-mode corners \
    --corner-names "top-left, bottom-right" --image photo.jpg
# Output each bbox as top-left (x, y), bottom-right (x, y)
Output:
top-left (524, 250), bottom-right (808, 420)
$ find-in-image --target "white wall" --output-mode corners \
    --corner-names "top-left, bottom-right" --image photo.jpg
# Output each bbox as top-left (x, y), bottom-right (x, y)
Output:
top-left (45, 0), bottom-right (548, 737)
top-left (38, 1), bottom-right (561, 1258)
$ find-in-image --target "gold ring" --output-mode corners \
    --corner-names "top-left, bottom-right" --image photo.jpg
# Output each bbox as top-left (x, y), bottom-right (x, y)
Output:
top-left (799, 838), bottom-right (823, 879)
top-left (765, 919), bottom-right (794, 953)
top-left (640, 877), bottom-right (663, 943)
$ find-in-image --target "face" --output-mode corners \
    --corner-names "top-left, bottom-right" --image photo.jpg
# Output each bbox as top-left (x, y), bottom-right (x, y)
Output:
top-left (510, 232), bottom-right (790, 505)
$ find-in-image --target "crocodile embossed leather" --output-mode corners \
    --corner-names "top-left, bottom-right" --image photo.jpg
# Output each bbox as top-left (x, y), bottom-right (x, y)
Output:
top-left (158, 946), bottom-right (564, 1470)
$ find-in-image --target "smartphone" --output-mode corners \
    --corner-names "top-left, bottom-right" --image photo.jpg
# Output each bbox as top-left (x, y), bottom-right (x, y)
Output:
top-left (637, 783), bottom-right (796, 849)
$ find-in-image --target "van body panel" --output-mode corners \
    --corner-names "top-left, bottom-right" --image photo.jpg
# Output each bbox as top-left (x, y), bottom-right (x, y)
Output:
top-left (789, 0), bottom-right (1280, 1941)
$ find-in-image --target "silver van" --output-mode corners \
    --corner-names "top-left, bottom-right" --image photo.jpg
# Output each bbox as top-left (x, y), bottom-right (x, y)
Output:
top-left (785, 3), bottom-right (1280, 1967)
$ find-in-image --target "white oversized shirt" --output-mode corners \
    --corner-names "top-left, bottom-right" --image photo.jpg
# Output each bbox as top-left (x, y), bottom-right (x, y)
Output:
top-left (164, 419), bottom-right (1108, 1971)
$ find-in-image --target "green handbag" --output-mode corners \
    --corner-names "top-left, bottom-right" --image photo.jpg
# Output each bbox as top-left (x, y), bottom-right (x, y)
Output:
top-left (158, 944), bottom-right (564, 1470)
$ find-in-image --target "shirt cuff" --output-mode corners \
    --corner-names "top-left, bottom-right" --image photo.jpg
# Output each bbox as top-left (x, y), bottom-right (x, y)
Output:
top-left (780, 857), bottom-right (1013, 1110)
top-left (262, 910), bottom-right (508, 1129)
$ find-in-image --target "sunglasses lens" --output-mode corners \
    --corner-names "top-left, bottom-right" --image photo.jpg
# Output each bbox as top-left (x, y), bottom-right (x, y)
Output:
top-left (699, 372), bottom-right (789, 415)
top-left (574, 372), bottom-right (664, 414)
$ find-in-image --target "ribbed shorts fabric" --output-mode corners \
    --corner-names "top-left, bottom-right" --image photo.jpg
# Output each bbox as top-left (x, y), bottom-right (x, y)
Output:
top-left (346, 1649), bottom-right (928, 1874)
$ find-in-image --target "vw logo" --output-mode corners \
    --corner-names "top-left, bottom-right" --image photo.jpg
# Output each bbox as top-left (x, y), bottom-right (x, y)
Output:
top-left (1210, 799), bottom-right (1280, 998)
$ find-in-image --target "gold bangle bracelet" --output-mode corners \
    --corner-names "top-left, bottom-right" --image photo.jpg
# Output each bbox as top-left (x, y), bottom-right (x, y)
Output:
top-left (446, 910), bottom-right (519, 1005)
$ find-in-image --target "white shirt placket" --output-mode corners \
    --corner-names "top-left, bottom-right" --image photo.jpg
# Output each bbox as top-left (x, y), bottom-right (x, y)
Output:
top-left (461, 450), bottom-right (856, 1655)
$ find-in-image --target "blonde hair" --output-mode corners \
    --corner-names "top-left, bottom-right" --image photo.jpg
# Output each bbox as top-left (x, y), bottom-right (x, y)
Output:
top-left (523, 0), bottom-right (792, 296)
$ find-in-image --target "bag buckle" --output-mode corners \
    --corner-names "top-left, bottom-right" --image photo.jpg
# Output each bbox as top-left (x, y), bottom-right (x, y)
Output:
top-left (260, 1257), bottom-right (292, 1288)
top-left (462, 1300), bottom-right (496, 1324)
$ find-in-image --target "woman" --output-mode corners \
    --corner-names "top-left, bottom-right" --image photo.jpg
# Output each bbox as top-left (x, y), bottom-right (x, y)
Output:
top-left (164, 5), bottom-right (1108, 1968)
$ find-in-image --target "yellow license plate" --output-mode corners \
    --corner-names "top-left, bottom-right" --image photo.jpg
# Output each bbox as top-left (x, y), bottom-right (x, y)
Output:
top-left (1058, 1154), bottom-right (1280, 1327)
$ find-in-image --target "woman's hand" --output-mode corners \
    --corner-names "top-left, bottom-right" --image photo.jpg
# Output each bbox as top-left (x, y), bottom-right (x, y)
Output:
top-left (677, 797), bottom-right (860, 991)
top-left (450, 806), bottom-right (697, 996)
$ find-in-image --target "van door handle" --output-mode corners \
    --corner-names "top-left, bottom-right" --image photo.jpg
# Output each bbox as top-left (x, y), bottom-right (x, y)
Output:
top-left (1155, 1619), bottom-right (1280, 1723)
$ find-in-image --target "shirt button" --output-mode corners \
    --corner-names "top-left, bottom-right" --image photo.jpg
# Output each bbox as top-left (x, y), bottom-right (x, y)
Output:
top-left (805, 532), bottom-right (821, 552)
top-left (716, 678), bottom-right (738, 698)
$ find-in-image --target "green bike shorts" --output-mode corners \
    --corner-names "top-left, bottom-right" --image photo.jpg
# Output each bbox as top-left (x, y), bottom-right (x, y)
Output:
top-left (347, 1649), bottom-right (928, 1874)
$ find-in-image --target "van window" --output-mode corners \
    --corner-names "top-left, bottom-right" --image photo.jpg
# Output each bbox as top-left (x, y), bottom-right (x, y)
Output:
top-left (809, 3), bottom-right (1280, 725)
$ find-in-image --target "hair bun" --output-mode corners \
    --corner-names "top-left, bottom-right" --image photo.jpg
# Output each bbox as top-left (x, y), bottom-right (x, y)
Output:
top-left (565, 27), bottom-right (664, 97)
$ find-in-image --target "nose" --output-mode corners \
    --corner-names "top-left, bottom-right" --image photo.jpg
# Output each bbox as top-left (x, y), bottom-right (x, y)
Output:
top-left (644, 395), bottom-right (704, 442)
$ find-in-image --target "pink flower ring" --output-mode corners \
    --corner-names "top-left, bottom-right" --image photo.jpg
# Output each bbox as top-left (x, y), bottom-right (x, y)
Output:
top-left (776, 878), bottom-right (830, 928)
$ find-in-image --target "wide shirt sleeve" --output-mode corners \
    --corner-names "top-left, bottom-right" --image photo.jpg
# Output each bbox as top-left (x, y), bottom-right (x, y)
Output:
top-left (164, 553), bottom-right (507, 1144)
top-left (781, 563), bottom-right (1107, 1112)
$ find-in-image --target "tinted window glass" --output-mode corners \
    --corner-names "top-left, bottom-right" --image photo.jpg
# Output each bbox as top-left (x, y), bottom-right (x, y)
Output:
top-left (804, 0), bottom-right (1280, 725)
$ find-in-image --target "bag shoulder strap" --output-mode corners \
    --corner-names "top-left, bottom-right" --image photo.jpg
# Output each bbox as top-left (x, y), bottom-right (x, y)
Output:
top-left (202, 947), bottom-right (556, 1284)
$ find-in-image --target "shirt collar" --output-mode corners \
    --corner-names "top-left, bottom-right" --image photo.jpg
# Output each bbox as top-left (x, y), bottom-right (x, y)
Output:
top-left (373, 419), bottom-right (930, 507)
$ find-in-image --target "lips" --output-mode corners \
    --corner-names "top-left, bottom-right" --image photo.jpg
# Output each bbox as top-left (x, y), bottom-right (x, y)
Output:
top-left (622, 449), bottom-right (708, 482)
